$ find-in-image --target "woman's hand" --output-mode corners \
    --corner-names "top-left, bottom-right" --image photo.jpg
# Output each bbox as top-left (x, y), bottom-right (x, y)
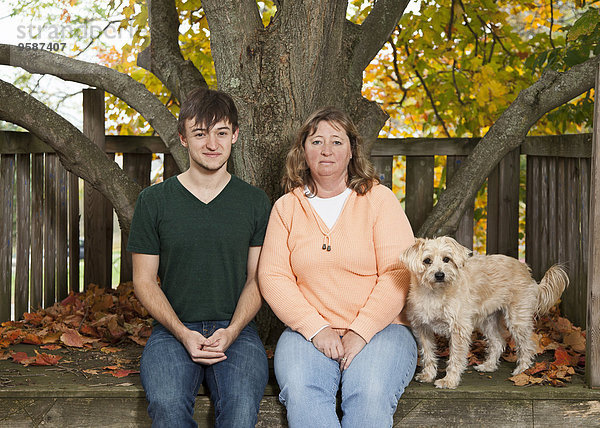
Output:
top-left (340, 330), bottom-right (367, 371)
top-left (312, 327), bottom-right (344, 360)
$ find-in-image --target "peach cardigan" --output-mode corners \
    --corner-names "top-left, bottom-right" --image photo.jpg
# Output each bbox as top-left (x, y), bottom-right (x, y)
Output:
top-left (258, 184), bottom-right (414, 343)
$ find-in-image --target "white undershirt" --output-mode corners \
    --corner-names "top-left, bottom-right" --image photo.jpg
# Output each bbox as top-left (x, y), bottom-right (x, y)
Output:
top-left (306, 187), bottom-right (351, 230)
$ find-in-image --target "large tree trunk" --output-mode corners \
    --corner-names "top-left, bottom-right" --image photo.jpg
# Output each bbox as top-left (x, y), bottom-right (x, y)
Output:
top-left (201, 0), bottom-right (404, 342)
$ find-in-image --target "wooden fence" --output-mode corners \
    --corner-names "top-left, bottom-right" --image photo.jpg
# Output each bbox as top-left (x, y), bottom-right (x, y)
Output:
top-left (0, 89), bottom-right (593, 332)
top-left (0, 129), bottom-right (592, 329)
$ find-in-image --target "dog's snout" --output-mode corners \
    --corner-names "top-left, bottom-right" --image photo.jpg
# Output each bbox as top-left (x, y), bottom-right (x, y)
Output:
top-left (434, 271), bottom-right (445, 282)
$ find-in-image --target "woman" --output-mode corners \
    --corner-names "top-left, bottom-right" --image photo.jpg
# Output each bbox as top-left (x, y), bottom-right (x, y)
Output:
top-left (258, 107), bottom-right (417, 427)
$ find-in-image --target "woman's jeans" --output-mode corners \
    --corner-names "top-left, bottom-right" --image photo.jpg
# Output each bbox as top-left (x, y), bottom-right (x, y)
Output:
top-left (140, 321), bottom-right (268, 428)
top-left (275, 324), bottom-right (417, 428)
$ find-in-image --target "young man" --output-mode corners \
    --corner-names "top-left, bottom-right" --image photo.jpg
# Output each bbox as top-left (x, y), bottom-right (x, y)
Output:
top-left (127, 88), bottom-right (271, 427)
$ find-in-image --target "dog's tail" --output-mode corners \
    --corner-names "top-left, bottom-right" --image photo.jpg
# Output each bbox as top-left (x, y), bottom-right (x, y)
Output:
top-left (536, 265), bottom-right (569, 315)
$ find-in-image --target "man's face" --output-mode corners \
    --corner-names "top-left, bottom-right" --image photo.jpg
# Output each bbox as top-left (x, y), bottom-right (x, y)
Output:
top-left (179, 118), bottom-right (238, 173)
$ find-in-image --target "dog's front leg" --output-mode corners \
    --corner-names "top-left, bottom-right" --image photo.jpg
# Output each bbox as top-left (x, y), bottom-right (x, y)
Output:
top-left (414, 326), bottom-right (438, 383)
top-left (435, 324), bottom-right (472, 389)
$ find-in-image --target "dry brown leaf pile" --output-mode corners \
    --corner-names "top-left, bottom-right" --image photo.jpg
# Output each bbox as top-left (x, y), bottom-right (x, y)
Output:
top-left (0, 282), bottom-right (151, 377)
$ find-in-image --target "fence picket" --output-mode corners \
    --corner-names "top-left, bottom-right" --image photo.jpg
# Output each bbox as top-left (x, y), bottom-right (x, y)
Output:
top-left (57, 163), bottom-right (68, 301)
top-left (69, 173), bottom-right (80, 293)
top-left (446, 155), bottom-right (474, 249)
top-left (405, 156), bottom-right (434, 233)
top-left (487, 149), bottom-right (520, 257)
top-left (15, 154), bottom-right (30, 319)
top-left (0, 155), bottom-right (15, 321)
top-left (120, 153), bottom-right (152, 283)
top-left (31, 154), bottom-right (44, 311)
top-left (44, 154), bottom-right (57, 308)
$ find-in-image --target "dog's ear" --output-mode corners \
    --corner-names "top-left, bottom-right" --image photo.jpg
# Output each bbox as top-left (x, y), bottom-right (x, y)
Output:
top-left (445, 236), bottom-right (471, 267)
top-left (400, 238), bottom-right (426, 272)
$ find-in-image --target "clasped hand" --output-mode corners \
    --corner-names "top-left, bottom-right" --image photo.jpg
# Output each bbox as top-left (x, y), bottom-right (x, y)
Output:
top-left (311, 327), bottom-right (366, 371)
top-left (180, 328), bottom-right (237, 365)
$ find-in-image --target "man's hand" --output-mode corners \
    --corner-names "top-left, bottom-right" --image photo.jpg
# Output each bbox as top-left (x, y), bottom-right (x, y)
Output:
top-left (312, 327), bottom-right (344, 361)
top-left (203, 327), bottom-right (239, 354)
top-left (340, 330), bottom-right (367, 371)
top-left (180, 329), bottom-right (227, 365)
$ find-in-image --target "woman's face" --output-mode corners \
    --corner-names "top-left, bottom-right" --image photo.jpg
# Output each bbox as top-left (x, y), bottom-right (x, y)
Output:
top-left (304, 120), bottom-right (352, 185)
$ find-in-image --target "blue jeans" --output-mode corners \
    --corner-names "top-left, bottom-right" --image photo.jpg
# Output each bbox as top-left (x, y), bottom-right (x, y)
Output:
top-left (275, 324), bottom-right (417, 428)
top-left (140, 321), bottom-right (268, 428)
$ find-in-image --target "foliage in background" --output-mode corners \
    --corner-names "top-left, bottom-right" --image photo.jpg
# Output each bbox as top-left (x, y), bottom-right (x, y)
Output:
top-left (377, 0), bottom-right (600, 252)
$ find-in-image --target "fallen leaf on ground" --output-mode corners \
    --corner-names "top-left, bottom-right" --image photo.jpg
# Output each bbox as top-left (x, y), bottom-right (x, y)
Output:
top-left (61, 329), bottom-right (84, 348)
top-left (106, 369), bottom-right (140, 378)
top-left (33, 350), bottom-right (62, 366)
top-left (40, 344), bottom-right (62, 350)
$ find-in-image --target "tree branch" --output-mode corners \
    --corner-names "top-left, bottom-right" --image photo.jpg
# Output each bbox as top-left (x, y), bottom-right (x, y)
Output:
top-left (0, 78), bottom-right (141, 232)
top-left (452, 59), bottom-right (465, 105)
top-left (0, 43), bottom-right (189, 172)
top-left (138, 0), bottom-right (207, 101)
top-left (419, 54), bottom-right (600, 237)
top-left (389, 35), bottom-right (409, 107)
top-left (405, 44), bottom-right (451, 138)
top-left (348, 0), bottom-right (410, 82)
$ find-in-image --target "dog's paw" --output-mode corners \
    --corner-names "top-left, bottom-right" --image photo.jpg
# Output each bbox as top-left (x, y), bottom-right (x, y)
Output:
top-left (512, 363), bottom-right (532, 376)
top-left (415, 370), bottom-right (436, 383)
top-left (434, 376), bottom-right (459, 389)
top-left (475, 361), bottom-right (498, 373)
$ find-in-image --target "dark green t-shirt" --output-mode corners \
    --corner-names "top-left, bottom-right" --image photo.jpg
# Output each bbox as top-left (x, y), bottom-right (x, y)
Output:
top-left (126, 175), bottom-right (271, 323)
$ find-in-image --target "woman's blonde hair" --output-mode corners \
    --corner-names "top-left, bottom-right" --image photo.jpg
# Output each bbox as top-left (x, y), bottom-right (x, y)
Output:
top-left (282, 107), bottom-right (379, 196)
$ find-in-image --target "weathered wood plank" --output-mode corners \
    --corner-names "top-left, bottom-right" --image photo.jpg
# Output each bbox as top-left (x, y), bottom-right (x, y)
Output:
top-left (15, 154), bottom-right (31, 319)
top-left (372, 156), bottom-right (394, 189)
top-left (405, 156), bottom-right (434, 234)
top-left (521, 133), bottom-right (593, 158)
top-left (56, 163), bottom-right (68, 301)
top-left (575, 159), bottom-right (590, 329)
top-left (563, 158), bottom-right (584, 326)
top-left (0, 131), bottom-right (594, 158)
top-left (538, 158), bottom-right (550, 278)
top-left (446, 155), bottom-right (473, 249)
top-left (534, 400), bottom-right (600, 426)
top-left (556, 157), bottom-right (569, 272)
top-left (83, 89), bottom-right (112, 289)
top-left (487, 149), bottom-right (520, 257)
top-left (587, 62), bottom-right (600, 388)
top-left (105, 135), bottom-right (167, 154)
top-left (0, 155), bottom-right (15, 322)
top-left (395, 399), bottom-right (533, 427)
top-left (69, 173), bottom-right (80, 293)
top-left (0, 131), bottom-right (52, 154)
top-left (43, 154), bottom-right (57, 308)
top-left (547, 157), bottom-right (558, 264)
top-left (120, 153), bottom-right (152, 283)
top-left (163, 154), bottom-right (180, 179)
top-left (30, 154), bottom-right (44, 311)
top-left (525, 156), bottom-right (541, 280)
top-left (372, 138), bottom-right (479, 156)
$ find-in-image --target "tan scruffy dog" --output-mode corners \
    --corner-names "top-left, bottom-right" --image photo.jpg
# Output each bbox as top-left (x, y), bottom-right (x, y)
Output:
top-left (400, 236), bottom-right (569, 389)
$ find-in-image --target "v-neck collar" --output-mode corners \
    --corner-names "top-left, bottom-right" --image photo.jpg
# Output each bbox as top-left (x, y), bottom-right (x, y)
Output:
top-left (174, 174), bottom-right (233, 206)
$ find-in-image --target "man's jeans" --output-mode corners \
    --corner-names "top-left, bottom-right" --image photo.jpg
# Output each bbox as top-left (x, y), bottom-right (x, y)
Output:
top-left (140, 321), bottom-right (268, 428)
top-left (274, 324), bottom-right (417, 428)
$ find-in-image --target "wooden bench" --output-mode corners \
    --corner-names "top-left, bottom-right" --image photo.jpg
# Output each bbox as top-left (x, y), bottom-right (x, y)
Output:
top-left (1, 343), bottom-right (600, 427)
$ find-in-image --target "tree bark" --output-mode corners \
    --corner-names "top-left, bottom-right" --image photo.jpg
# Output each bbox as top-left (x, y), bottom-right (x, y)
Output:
top-left (419, 54), bottom-right (600, 238)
